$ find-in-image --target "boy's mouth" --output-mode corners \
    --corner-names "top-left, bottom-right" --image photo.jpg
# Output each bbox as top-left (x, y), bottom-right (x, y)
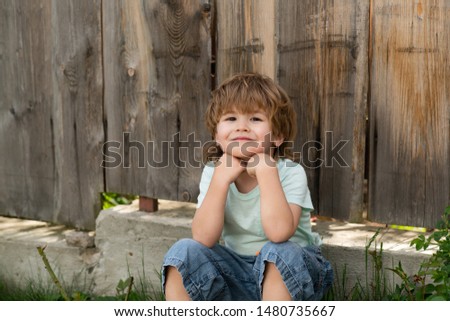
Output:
top-left (232, 137), bottom-right (253, 141)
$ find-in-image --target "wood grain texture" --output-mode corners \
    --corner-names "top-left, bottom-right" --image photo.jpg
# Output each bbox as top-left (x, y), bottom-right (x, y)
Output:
top-left (215, 0), bottom-right (276, 83)
top-left (176, 1), bottom-right (212, 203)
top-left (278, 0), bottom-right (370, 221)
top-left (52, 0), bottom-right (104, 229)
top-left (103, 0), bottom-right (211, 202)
top-left (369, 0), bottom-right (450, 228)
top-left (0, 0), bottom-right (104, 229)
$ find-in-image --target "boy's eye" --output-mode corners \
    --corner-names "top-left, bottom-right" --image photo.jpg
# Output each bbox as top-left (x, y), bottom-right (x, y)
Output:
top-left (224, 116), bottom-right (236, 121)
top-left (250, 117), bottom-right (263, 122)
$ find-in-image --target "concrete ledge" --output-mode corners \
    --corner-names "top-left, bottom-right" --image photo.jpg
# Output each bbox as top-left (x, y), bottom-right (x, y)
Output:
top-left (93, 201), bottom-right (194, 294)
top-left (0, 216), bottom-right (99, 291)
top-left (0, 200), bottom-right (434, 297)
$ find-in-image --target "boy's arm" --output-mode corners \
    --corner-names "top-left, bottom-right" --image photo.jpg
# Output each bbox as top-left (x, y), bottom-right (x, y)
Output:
top-left (192, 154), bottom-right (245, 247)
top-left (249, 154), bottom-right (301, 243)
top-left (191, 177), bottom-right (228, 247)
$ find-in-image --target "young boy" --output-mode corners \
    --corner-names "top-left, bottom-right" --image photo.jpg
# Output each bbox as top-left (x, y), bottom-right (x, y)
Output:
top-left (161, 72), bottom-right (333, 300)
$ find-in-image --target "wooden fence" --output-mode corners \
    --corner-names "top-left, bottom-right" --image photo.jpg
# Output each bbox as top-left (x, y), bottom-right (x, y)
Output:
top-left (0, 0), bottom-right (448, 230)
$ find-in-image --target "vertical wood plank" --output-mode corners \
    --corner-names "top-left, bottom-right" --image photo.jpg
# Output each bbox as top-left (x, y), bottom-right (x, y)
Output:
top-left (370, 0), bottom-right (450, 228)
top-left (0, 0), bottom-right (104, 230)
top-left (215, 0), bottom-right (276, 83)
top-left (278, 0), bottom-right (370, 221)
top-left (52, 0), bottom-right (104, 229)
top-left (103, 0), bottom-right (176, 200)
top-left (0, 0), bottom-right (54, 223)
top-left (103, 0), bottom-right (211, 203)
top-left (176, 1), bottom-right (212, 203)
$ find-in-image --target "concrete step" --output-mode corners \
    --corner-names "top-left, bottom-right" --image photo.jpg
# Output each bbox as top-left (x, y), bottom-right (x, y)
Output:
top-left (0, 216), bottom-right (99, 292)
top-left (0, 200), bottom-right (434, 297)
top-left (93, 200), bottom-right (194, 294)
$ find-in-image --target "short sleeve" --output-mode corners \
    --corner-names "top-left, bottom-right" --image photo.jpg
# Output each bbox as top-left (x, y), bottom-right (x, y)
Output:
top-left (279, 160), bottom-right (314, 211)
top-left (196, 163), bottom-right (215, 208)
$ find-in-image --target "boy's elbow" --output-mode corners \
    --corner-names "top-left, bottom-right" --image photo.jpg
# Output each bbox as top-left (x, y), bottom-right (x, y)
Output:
top-left (266, 234), bottom-right (290, 244)
top-left (265, 227), bottom-right (295, 243)
top-left (192, 233), bottom-right (217, 248)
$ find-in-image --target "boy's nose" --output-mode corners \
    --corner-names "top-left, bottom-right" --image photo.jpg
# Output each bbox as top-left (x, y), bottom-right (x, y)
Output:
top-left (236, 118), bottom-right (250, 131)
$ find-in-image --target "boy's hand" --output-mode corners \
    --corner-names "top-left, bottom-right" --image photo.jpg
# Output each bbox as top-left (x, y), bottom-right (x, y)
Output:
top-left (214, 153), bottom-right (246, 184)
top-left (246, 152), bottom-right (277, 178)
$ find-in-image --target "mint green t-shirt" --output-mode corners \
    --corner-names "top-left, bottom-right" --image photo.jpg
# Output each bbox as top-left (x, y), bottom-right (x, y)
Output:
top-left (197, 159), bottom-right (322, 256)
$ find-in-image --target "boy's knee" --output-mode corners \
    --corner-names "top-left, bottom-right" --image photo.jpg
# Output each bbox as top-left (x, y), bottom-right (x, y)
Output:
top-left (167, 238), bottom-right (204, 254)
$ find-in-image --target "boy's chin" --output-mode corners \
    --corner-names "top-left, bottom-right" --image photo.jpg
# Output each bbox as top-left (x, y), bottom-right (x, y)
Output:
top-left (226, 151), bottom-right (253, 161)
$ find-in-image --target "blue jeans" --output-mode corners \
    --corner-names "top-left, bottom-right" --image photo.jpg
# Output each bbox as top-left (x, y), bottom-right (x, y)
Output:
top-left (161, 239), bottom-right (333, 301)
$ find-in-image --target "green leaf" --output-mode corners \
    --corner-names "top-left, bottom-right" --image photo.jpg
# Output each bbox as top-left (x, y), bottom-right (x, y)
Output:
top-left (445, 206), bottom-right (450, 216)
top-left (432, 231), bottom-right (445, 242)
top-left (424, 283), bottom-right (435, 294)
top-left (411, 235), bottom-right (426, 250)
top-left (434, 284), bottom-right (448, 294)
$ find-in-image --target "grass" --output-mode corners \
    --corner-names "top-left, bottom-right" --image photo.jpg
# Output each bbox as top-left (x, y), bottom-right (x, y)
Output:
top-left (0, 273), bottom-right (165, 301)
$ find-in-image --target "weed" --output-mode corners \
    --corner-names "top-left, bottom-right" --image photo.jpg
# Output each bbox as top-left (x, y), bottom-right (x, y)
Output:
top-left (323, 229), bottom-right (393, 301)
top-left (388, 206), bottom-right (450, 300)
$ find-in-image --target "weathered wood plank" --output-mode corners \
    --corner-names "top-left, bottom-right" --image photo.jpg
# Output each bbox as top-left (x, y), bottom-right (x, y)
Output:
top-left (369, 0), bottom-right (450, 228)
top-left (176, 1), bottom-right (212, 203)
top-left (103, 0), bottom-right (211, 203)
top-left (103, 0), bottom-right (175, 199)
top-left (278, 0), bottom-right (370, 221)
top-left (0, 0), bottom-right (104, 229)
top-left (51, 0), bottom-right (104, 229)
top-left (0, 0), bottom-right (54, 223)
top-left (215, 0), bottom-right (276, 83)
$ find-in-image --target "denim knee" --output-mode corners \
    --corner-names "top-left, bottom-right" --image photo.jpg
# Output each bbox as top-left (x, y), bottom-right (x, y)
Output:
top-left (254, 241), bottom-right (333, 301)
top-left (161, 238), bottom-right (218, 300)
top-left (161, 238), bottom-right (207, 287)
top-left (162, 238), bottom-right (205, 265)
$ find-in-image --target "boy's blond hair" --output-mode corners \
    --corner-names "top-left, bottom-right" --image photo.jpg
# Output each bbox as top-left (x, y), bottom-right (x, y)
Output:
top-left (204, 72), bottom-right (297, 162)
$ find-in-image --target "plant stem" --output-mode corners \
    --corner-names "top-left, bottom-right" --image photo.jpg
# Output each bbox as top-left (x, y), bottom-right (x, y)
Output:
top-left (125, 276), bottom-right (134, 301)
top-left (36, 246), bottom-right (70, 301)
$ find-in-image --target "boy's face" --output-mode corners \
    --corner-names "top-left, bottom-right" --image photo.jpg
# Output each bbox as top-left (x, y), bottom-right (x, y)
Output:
top-left (215, 107), bottom-right (283, 160)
